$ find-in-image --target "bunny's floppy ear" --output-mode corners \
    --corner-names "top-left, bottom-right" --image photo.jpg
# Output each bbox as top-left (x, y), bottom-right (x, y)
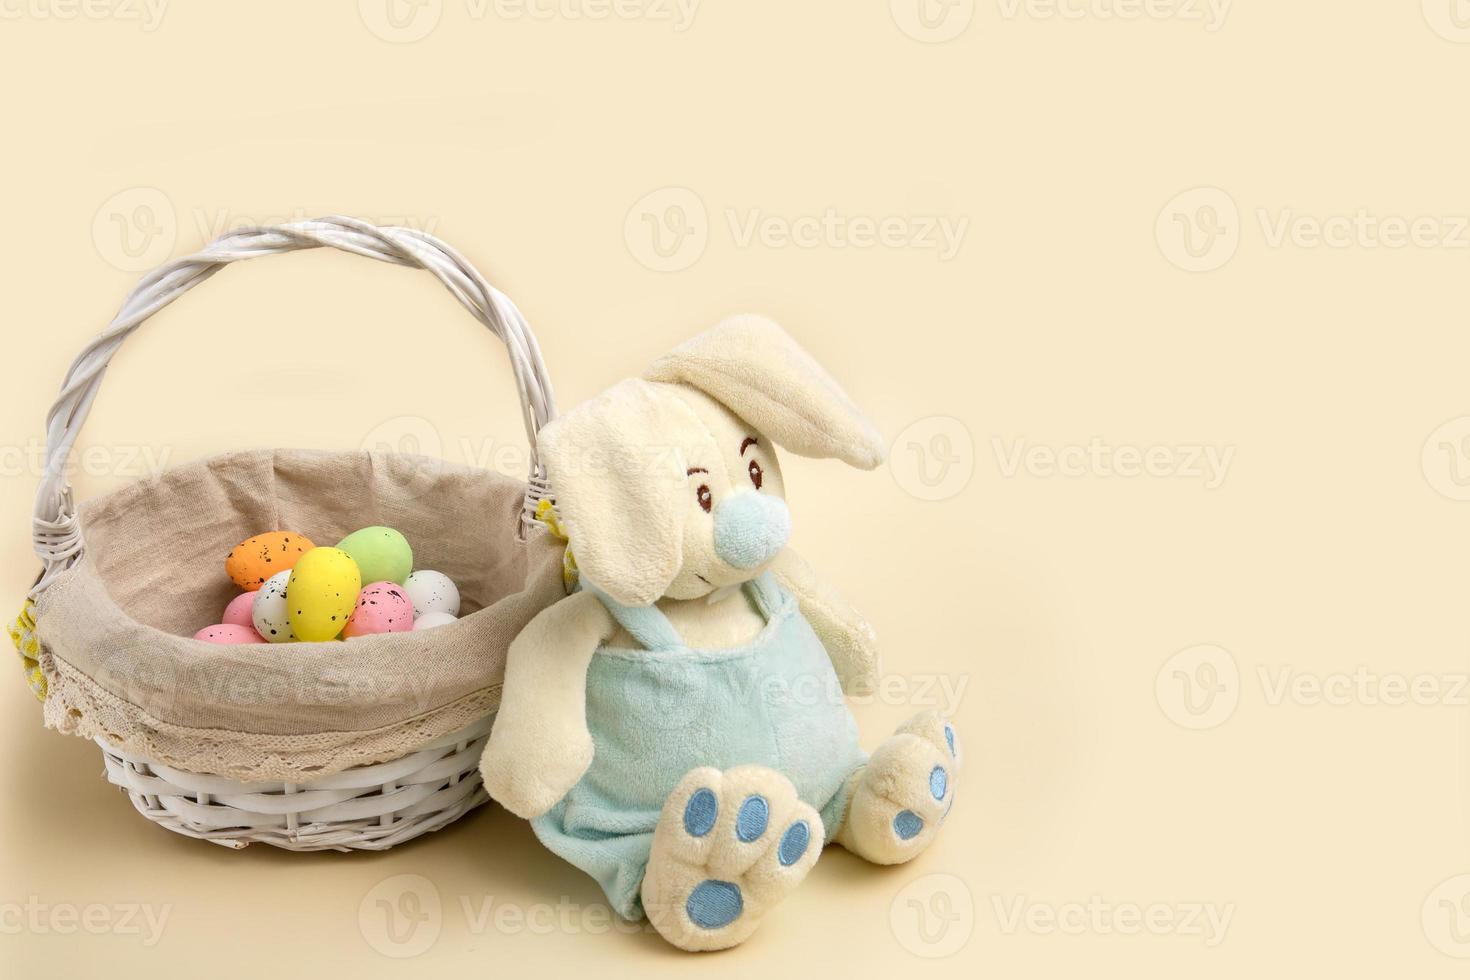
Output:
top-left (644, 314), bottom-right (886, 469)
top-left (538, 378), bottom-right (693, 607)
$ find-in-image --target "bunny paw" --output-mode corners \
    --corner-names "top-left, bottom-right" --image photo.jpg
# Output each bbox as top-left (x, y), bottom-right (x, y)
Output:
top-left (835, 711), bottom-right (960, 865)
top-left (641, 765), bottom-right (821, 952)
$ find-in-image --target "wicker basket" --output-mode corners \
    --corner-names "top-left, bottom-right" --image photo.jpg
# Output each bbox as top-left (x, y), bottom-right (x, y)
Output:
top-left (20, 217), bottom-right (563, 851)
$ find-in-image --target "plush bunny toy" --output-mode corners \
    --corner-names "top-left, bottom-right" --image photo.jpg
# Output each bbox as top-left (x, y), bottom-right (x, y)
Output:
top-left (480, 315), bottom-right (961, 952)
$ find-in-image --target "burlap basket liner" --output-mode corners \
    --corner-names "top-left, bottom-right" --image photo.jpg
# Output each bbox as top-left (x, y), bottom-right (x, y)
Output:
top-left (33, 448), bottom-right (564, 782)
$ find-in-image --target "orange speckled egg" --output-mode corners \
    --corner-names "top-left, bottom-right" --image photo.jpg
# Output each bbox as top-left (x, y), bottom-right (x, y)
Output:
top-left (225, 531), bottom-right (315, 590)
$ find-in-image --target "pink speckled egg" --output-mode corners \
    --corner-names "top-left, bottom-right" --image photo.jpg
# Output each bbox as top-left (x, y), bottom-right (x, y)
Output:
top-left (222, 592), bottom-right (258, 627)
top-left (194, 624), bottom-right (265, 644)
top-left (342, 581), bottom-right (415, 638)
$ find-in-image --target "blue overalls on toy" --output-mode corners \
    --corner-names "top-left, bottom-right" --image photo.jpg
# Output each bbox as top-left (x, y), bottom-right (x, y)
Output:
top-left (529, 572), bottom-right (868, 920)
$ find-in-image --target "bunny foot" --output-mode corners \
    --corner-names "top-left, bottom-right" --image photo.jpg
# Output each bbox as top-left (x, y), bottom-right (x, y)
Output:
top-left (835, 711), bottom-right (960, 864)
top-left (641, 765), bottom-right (821, 952)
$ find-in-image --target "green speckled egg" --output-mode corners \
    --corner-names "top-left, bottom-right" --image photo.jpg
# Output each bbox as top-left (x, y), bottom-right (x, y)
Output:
top-left (286, 547), bottom-right (362, 642)
top-left (335, 526), bottom-right (414, 585)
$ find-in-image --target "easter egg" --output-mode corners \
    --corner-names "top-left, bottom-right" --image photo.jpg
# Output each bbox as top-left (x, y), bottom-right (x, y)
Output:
top-left (252, 570), bottom-right (296, 642)
top-left (222, 592), bottom-right (258, 627)
top-left (225, 531), bottom-right (315, 591)
top-left (413, 611), bottom-right (458, 631)
top-left (194, 624), bottom-right (265, 644)
top-left (404, 570), bottom-right (460, 619)
top-left (287, 548), bottom-right (362, 642)
top-left (343, 582), bottom-right (415, 638)
top-left (336, 527), bottom-right (413, 586)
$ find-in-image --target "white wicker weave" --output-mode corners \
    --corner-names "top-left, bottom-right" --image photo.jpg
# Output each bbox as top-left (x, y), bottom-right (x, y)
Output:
top-left (97, 716), bottom-right (495, 851)
top-left (32, 217), bottom-right (558, 851)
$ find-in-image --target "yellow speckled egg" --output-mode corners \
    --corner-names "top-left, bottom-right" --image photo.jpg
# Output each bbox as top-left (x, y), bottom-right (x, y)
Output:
top-left (225, 531), bottom-right (315, 591)
top-left (286, 547), bottom-right (362, 642)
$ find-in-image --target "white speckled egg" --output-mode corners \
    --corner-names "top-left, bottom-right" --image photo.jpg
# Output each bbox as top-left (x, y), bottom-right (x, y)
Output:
top-left (252, 570), bottom-right (296, 643)
top-left (412, 610), bottom-right (459, 631)
top-left (404, 570), bottom-right (460, 619)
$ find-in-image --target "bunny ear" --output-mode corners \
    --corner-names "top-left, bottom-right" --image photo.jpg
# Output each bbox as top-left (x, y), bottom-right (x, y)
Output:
top-left (538, 379), bottom-right (692, 607)
top-left (645, 314), bottom-right (887, 469)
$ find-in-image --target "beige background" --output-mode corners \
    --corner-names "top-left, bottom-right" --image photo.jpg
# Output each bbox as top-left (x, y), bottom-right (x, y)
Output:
top-left (2, 2), bottom-right (1469, 976)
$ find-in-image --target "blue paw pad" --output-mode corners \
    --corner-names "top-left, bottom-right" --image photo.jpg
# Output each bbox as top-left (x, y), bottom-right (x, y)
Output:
top-left (930, 765), bottom-right (948, 801)
top-left (944, 724), bottom-right (956, 756)
top-left (735, 795), bottom-right (769, 843)
top-left (687, 880), bottom-right (744, 929)
top-left (684, 788), bottom-right (718, 838)
top-left (894, 809), bottom-right (925, 841)
top-left (778, 820), bottom-right (811, 867)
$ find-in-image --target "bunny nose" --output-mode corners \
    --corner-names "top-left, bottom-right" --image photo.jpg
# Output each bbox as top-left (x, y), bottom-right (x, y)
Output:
top-left (713, 493), bottom-right (791, 569)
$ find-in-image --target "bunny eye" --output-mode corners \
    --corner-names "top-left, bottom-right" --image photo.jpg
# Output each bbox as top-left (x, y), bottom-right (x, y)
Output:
top-left (748, 460), bottom-right (764, 490)
top-left (696, 484), bottom-right (713, 513)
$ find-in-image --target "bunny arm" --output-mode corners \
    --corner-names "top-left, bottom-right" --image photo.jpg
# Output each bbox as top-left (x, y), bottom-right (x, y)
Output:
top-left (479, 589), bottom-right (616, 820)
top-left (770, 548), bottom-right (881, 697)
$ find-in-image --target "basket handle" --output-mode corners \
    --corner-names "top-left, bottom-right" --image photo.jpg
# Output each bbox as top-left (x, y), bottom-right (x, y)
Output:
top-left (32, 216), bottom-right (558, 595)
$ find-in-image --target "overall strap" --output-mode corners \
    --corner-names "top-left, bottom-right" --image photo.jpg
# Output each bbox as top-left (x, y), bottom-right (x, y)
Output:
top-left (743, 572), bottom-right (788, 621)
top-left (582, 582), bottom-right (685, 651)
